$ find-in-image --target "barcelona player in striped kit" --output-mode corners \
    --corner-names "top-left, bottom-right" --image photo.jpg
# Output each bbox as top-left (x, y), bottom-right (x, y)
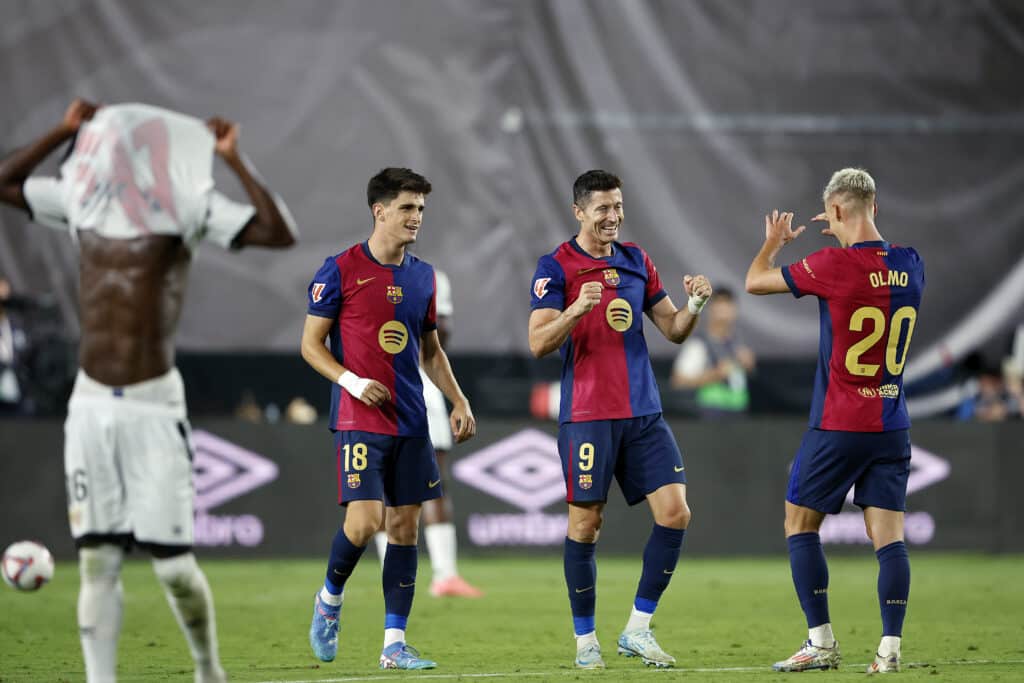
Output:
top-left (745, 168), bottom-right (924, 674)
top-left (529, 170), bottom-right (713, 669)
top-left (301, 168), bottom-right (476, 670)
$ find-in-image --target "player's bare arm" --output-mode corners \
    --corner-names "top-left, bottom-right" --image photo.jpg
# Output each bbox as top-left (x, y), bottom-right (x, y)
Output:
top-left (745, 209), bottom-right (806, 295)
top-left (528, 281), bottom-right (603, 358)
top-left (300, 314), bottom-right (391, 407)
top-left (421, 328), bottom-right (476, 443)
top-left (0, 98), bottom-right (97, 210)
top-left (647, 274), bottom-right (712, 344)
top-left (206, 117), bottom-right (297, 249)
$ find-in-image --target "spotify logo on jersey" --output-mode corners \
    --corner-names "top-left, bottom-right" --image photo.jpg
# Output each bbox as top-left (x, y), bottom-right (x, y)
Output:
top-left (605, 298), bottom-right (633, 332)
top-left (378, 321), bottom-right (409, 354)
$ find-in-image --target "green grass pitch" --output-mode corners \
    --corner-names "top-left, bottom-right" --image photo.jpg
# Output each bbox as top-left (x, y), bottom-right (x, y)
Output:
top-left (1, 554), bottom-right (1022, 681)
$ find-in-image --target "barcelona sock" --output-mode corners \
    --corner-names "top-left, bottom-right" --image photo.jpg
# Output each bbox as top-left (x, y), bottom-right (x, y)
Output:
top-left (324, 528), bottom-right (366, 596)
top-left (382, 543), bottom-right (418, 639)
top-left (876, 541), bottom-right (910, 637)
top-left (627, 525), bottom-right (685, 631)
top-left (564, 537), bottom-right (597, 636)
top-left (787, 532), bottom-right (831, 630)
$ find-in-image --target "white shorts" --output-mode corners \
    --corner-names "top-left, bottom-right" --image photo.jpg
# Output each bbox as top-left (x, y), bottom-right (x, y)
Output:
top-left (64, 368), bottom-right (195, 546)
top-left (419, 368), bottom-right (452, 452)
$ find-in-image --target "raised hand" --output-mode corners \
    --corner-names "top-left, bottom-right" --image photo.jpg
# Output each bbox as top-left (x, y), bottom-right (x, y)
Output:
top-left (765, 209), bottom-right (806, 245)
top-left (206, 117), bottom-right (240, 159)
top-left (683, 274), bottom-right (712, 299)
top-left (62, 99), bottom-right (99, 133)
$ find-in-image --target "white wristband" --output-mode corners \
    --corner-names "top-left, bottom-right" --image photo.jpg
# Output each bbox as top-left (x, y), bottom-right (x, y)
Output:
top-left (687, 293), bottom-right (709, 315)
top-left (337, 371), bottom-right (371, 400)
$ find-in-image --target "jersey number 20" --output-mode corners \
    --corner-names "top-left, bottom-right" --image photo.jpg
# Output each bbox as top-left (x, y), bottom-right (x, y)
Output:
top-left (845, 306), bottom-right (917, 377)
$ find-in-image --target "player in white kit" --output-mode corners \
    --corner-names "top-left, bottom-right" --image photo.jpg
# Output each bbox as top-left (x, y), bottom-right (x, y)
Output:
top-left (373, 270), bottom-right (483, 597)
top-left (0, 99), bottom-right (296, 683)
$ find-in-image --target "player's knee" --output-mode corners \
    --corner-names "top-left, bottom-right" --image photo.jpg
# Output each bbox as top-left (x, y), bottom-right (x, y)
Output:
top-left (569, 511), bottom-right (602, 542)
top-left (657, 502), bottom-right (691, 529)
top-left (79, 545), bottom-right (123, 584)
top-left (152, 552), bottom-right (201, 596)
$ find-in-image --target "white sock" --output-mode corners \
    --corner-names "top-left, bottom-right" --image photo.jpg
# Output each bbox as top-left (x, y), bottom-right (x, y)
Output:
top-left (373, 531), bottom-right (388, 564)
top-left (384, 628), bottom-right (405, 649)
top-left (809, 623), bottom-right (836, 648)
top-left (424, 522), bottom-right (457, 582)
top-left (78, 545), bottom-right (124, 683)
top-left (319, 586), bottom-right (343, 607)
top-left (575, 631), bottom-right (598, 650)
top-left (878, 635), bottom-right (901, 657)
top-left (625, 606), bottom-right (653, 632)
top-left (152, 553), bottom-right (225, 682)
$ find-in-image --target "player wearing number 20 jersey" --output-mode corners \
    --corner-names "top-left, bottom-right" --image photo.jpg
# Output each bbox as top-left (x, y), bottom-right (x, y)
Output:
top-left (746, 168), bottom-right (923, 674)
top-left (781, 242), bottom-right (924, 433)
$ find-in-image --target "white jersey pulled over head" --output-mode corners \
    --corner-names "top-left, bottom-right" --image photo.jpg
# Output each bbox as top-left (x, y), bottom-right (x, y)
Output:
top-left (23, 103), bottom-right (254, 249)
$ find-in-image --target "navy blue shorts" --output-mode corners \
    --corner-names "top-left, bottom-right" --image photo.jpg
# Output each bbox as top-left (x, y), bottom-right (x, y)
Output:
top-left (558, 414), bottom-right (686, 506)
top-left (787, 428), bottom-right (911, 514)
top-left (334, 431), bottom-right (442, 507)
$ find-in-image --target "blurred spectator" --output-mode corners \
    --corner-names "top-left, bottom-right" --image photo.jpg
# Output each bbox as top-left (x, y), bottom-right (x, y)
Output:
top-left (669, 288), bottom-right (755, 418)
top-left (0, 275), bottom-right (33, 415)
top-left (956, 352), bottom-right (1020, 422)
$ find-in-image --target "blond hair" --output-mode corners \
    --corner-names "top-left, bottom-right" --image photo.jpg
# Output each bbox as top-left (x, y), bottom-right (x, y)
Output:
top-left (822, 168), bottom-right (876, 206)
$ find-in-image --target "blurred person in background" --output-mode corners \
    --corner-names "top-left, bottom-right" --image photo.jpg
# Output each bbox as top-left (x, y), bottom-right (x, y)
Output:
top-left (372, 269), bottom-right (483, 598)
top-left (0, 98), bottom-right (296, 683)
top-left (0, 275), bottom-right (32, 415)
top-left (669, 287), bottom-right (755, 417)
top-left (746, 168), bottom-right (923, 674)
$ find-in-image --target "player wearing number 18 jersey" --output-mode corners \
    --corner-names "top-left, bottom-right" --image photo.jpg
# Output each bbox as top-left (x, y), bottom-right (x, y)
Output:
top-left (745, 168), bottom-right (924, 674)
top-left (301, 168), bottom-right (476, 670)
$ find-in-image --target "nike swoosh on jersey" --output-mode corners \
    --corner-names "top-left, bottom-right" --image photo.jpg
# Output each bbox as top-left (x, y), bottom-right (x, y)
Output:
top-left (674, 466), bottom-right (685, 472)
top-left (428, 479), bottom-right (442, 488)
top-left (576, 267), bottom-right (602, 275)
top-left (356, 277), bottom-right (375, 285)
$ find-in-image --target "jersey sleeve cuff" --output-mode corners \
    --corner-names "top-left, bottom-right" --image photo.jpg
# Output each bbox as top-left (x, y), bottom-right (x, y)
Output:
top-left (531, 301), bottom-right (564, 311)
top-left (780, 265), bottom-right (803, 298)
top-left (644, 289), bottom-right (668, 311)
top-left (306, 306), bottom-right (339, 318)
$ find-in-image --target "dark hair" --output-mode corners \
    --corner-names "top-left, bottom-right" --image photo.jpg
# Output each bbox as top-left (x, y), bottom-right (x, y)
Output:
top-left (367, 168), bottom-right (432, 209)
top-left (713, 287), bottom-right (734, 301)
top-left (573, 169), bottom-right (622, 208)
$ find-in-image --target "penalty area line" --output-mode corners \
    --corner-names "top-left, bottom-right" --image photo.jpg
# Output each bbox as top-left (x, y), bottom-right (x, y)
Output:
top-left (253, 658), bottom-right (1024, 683)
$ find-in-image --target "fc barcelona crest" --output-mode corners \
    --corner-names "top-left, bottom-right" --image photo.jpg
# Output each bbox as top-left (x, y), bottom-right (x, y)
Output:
top-left (578, 474), bottom-right (593, 490)
top-left (347, 473), bottom-right (361, 489)
top-left (386, 285), bottom-right (403, 304)
top-left (603, 268), bottom-right (620, 287)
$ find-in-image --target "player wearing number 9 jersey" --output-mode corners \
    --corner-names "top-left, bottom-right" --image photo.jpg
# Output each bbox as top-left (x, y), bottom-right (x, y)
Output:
top-left (529, 170), bottom-right (715, 670)
top-left (300, 168), bottom-right (476, 671)
top-left (745, 168), bottom-right (924, 674)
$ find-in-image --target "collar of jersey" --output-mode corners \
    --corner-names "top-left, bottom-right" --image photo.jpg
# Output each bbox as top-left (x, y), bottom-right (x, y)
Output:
top-left (570, 236), bottom-right (616, 260)
top-left (851, 240), bottom-right (889, 250)
top-left (361, 241), bottom-right (409, 269)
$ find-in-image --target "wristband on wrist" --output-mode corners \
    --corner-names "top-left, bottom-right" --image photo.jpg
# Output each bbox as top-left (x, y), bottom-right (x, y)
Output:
top-left (687, 293), bottom-right (709, 315)
top-left (337, 371), bottom-right (370, 400)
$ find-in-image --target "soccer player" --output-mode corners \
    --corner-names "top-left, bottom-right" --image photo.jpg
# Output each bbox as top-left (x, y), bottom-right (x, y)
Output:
top-left (744, 168), bottom-right (924, 674)
top-left (301, 168), bottom-right (476, 670)
top-left (0, 98), bottom-right (297, 683)
top-left (528, 170), bottom-right (712, 669)
top-left (372, 269), bottom-right (484, 598)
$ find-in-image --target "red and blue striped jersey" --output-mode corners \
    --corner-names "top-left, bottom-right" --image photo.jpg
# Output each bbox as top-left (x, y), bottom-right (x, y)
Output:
top-left (531, 238), bottom-right (668, 424)
top-left (781, 241), bottom-right (925, 432)
top-left (307, 242), bottom-right (437, 436)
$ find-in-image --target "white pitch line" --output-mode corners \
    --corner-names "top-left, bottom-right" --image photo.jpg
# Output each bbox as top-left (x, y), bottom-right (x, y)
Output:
top-left (252, 658), bottom-right (1024, 683)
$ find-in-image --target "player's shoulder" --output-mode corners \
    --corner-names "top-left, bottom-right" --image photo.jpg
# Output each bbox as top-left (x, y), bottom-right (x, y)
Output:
top-left (536, 242), bottom-right (571, 271)
top-left (888, 244), bottom-right (923, 263)
top-left (618, 241), bottom-right (652, 263)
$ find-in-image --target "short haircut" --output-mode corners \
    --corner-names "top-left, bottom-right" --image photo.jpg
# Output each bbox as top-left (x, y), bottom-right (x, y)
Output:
top-left (573, 169), bottom-right (622, 208)
top-left (712, 286), bottom-right (734, 301)
top-left (367, 168), bottom-right (432, 209)
top-left (822, 167), bottom-right (876, 206)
